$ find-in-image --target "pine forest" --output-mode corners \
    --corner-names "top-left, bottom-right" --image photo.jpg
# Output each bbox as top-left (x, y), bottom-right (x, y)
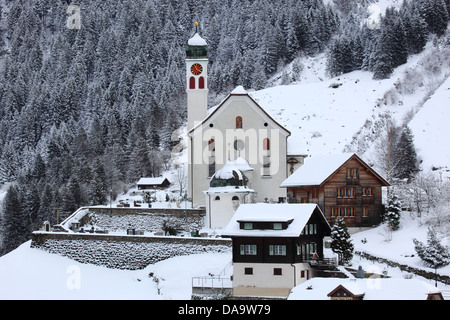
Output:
top-left (0, 0), bottom-right (449, 255)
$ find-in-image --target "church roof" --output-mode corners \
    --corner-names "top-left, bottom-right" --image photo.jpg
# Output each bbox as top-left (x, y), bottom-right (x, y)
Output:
top-left (188, 33), bottom-right (207, 46)
top-left (231, 157), bottom-right (254, 172)
top-left (188, 86), bottom-right (291, 136)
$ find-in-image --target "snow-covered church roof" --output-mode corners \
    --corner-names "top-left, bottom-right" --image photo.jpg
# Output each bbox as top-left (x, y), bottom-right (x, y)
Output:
top-left (188, 33), bottom-right (207, 46)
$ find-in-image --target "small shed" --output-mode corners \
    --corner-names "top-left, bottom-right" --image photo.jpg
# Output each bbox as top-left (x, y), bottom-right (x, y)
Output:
top-left (137, 177), bottom-right (171, 190)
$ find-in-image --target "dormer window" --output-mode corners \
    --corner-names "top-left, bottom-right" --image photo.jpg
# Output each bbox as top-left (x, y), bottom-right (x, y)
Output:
top-left (273, 223), bottom-right (282, 230)
top-left (238, 219), bottom-right (293, 230)
top-left (244, 223), bottom-right (253, 230)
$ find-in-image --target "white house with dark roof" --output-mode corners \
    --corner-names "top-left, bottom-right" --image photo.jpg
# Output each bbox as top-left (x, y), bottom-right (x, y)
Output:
top-left (222, 203), bottom-right (331, 298)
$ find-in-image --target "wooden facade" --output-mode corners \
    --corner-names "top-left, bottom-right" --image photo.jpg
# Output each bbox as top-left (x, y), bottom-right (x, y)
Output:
top-left (286, 155), bottom-right (389, 228)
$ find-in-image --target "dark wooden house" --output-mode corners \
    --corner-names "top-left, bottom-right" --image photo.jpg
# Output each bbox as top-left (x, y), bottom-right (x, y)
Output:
top-left (222, 203), bottom-right (332, 298)
top-left (137, 177), bottom-right (171, 190)
top-left (281, 153), bottom-right (390, 228)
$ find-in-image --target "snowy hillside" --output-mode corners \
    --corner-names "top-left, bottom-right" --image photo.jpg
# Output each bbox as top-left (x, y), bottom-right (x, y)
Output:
top-left (255, 41), bottom-right (450, 178)
top-left (409, 76), bottom-right (450, 173)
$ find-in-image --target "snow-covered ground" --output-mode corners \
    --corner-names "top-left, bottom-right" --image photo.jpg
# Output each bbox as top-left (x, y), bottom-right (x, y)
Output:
top-left (0, 212), bottom-right (448, 300)
top-left (0, 240), bottom-right (231, 300)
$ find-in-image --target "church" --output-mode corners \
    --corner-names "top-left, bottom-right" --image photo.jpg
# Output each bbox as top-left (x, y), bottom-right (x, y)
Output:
top-left (185, 25), bottom-right (305, 228)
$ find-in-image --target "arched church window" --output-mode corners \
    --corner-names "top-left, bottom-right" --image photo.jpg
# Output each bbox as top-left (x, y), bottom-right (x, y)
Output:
top-left (263, 138), bottom-right (270, 151)
top-left (215, 196), bottom-right (221, 201)
top-left (232, 196), bottom-right (240, 201)
top-left (199, 76), bottom-right (205, 89)
top-left (236, 116), bottom-right (243, 129)
top-left (208, 138), bottom-right (215, 151)
top-left (189, 77), bottom-right (195, 89)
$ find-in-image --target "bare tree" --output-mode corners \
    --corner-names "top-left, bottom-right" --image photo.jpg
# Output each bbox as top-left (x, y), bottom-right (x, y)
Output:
top-left (174, 166), bottom-right (188, 198)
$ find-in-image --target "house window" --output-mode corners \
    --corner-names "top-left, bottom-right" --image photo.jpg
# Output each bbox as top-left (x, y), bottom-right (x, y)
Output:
top-left (244, 267), bottom-right (253, 275)
top-left (199, 76), bottom-right (205, 89)
top-left (263, 156), bottom-right (271, 176)
top-left (263, 138), bottom-right (270, 151)
top-left (208, 138), bottom-right (215, 152)
top-left (189, 76), bottom-right (195, 89)
top-left (337, 187), bottom-right (355, 198)
top-left (273, 268), bottom-right (282, 276)
top-left (236, 116), bottom-right (243, 129)
top-left (243, 223), bottom-right (253, 230)
top-left (346, 168), bottom-right (358, 179)
top-left (240, 244), bottom-right (257, 255)
top-left (363, 207), bottom-right (369, 217)
top-left (302, 223), bottom-right (317, 235)
top-left (269, 245), bottom-right (286, 256)
top-left (273, 223), bottom-right (282, 230)
top-left (208, 157), bottom-right (215, 177)
top-left (362, 187), bottom-right (373, 196)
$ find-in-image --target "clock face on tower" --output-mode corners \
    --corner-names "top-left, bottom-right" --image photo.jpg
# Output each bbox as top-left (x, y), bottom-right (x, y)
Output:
top-left (191, 63), bottom-right (203, 76)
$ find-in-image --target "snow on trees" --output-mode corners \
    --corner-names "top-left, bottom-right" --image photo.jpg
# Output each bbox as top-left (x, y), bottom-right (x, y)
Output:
top-left (330, 217), bottom-right (354, 265)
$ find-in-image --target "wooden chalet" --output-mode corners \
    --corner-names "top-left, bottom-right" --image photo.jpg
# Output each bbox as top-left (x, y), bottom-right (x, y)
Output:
top-left (280, 153), bottom-right (390, 228)
top-left (137, 177), bottom-right (171, 190)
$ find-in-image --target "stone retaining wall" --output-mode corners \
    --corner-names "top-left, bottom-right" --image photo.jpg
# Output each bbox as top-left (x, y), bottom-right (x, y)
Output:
top-left (31, 232), bottom-right (231, 270)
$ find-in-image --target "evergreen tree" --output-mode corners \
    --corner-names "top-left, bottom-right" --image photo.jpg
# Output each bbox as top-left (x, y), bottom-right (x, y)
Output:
top-left (330, 217), bottom-right (354, 265)
top-left (396, 125), bottom-right (419, 181)
top-left (1, 185), bottom-right (28, 255)
top-left (90, 157), bottom-right (108, 205)
top-left (413, 227), bottom-right (450, 285)
top-left (385, 191), bottom-right (402, 231)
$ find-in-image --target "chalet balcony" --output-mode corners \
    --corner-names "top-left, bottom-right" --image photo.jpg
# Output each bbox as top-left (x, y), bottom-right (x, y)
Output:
top-left (308, 257), bottom-right (338, 270)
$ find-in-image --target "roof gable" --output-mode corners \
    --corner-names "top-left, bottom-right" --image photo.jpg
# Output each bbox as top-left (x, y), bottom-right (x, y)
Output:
top-left (189, 87), bottom-right (291, 137)
top-left (280, 153), bottom-right (389, 188)
top-left (222, 203), bottom-right (330, 238)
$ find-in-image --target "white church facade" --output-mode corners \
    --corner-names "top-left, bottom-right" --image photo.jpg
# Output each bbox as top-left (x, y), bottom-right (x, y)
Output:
top-left (185, 27), bottom-right (306, 228)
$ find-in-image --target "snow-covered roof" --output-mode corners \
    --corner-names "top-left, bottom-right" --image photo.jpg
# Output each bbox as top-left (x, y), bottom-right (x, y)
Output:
top-left (222, 203), bottom-right (327, 237)
top-left (281, 153), bottom-right (355, 187)
top-left (137, 177), bottom-right (169, 185)
top-left (187, 33), bottom-right (207, 46)
top-left (288, 278), bottom-right (442, 300)
top-left (211, 163), bottom-right (245, 181)
top-left (203, 186), bottom-right (254, 194)
top-left (231, 157), bottom-right (254, 172)
top-left (230, 85), bottom-right (248, 95)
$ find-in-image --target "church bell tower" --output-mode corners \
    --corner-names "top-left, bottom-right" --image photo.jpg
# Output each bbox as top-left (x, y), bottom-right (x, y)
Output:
top-left (186, 22), bottom-right (208, 130)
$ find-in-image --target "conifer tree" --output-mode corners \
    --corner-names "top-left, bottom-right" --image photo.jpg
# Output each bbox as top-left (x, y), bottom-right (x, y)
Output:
top-left (1, 185), bottom-right (28, 255)
top-left (330, 217), bottom-right (354, 265)
top-left (385, 191), bottom-right (402, 231)
top-left (413, 227), bottom-right (450, 285)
